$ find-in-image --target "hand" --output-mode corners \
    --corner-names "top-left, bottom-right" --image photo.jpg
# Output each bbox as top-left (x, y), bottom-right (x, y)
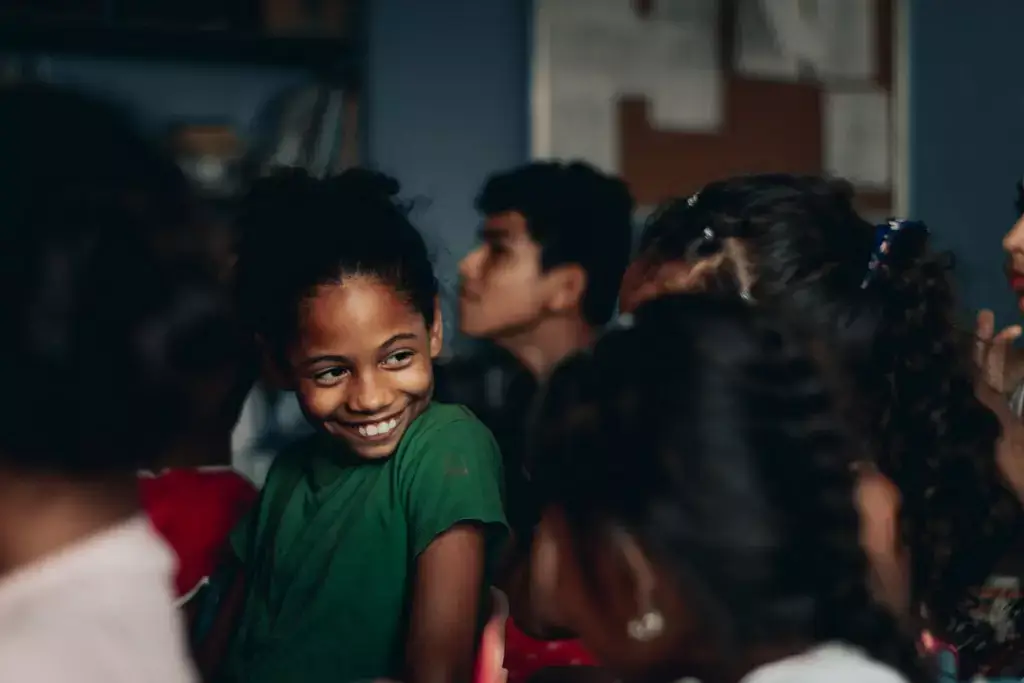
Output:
top-left (974, 309), bottom-right (1023, 394)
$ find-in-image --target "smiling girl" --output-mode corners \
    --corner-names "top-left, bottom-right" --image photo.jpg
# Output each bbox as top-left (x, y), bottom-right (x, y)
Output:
top-left (198, 169), bottom-right (508, 683)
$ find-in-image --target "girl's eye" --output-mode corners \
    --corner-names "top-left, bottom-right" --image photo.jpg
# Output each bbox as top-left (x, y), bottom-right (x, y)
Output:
top-left (313, 367), bottom-right (349, 386)
top-left (383, 350), bottom-right (414, 367)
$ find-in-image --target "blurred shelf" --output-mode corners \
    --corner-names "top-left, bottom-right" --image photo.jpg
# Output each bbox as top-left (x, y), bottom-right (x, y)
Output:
top-left (0, 19), bottom-right (360, 82)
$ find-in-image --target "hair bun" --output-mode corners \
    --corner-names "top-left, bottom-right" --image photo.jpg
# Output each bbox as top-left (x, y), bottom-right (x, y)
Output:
top-left (329, 168), bottom-right (401, 201)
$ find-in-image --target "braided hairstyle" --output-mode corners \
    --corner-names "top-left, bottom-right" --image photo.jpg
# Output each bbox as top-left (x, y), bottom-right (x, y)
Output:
top-left (530, 294), bottom-right (926, 682)
top-left (234, 167), bottom-right (439, 355)
top-left (632, 174), bottom-right (1020, 625)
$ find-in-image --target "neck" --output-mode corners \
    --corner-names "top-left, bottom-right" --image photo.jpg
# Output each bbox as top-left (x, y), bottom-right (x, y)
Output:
top-left (0, 469), bottom-right (138, 577)
top-left (496, 315), bottom-right (595, 379)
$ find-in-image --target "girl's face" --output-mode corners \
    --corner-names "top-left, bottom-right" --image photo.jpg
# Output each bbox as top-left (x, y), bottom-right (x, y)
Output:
top-left (618, 256), bottom-right (693, 315)
top-left (1003, 214), bottom-right (1024, 312)
top-left (287, 275), bottom-right (442, 460)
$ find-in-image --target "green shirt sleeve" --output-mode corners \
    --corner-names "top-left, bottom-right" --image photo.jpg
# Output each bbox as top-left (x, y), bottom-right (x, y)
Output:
top-left (228, 506), bottom-right (256, 561)
top-left (400, 412), bottom-right (509, 558)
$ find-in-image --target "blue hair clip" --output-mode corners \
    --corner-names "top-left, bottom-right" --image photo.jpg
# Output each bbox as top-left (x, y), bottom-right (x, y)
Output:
top-left (860, 218), bottom-right (928, 289)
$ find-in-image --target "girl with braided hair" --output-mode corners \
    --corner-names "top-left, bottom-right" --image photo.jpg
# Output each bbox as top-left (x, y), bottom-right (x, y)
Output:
top-left (618, 174), bottom-right (1024, 677)
top-left (527, 293), bottom-right (923, 683)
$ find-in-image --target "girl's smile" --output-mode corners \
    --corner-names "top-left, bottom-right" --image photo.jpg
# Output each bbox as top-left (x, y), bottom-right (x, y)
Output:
top-left (333, 409), bottom-right (407, 447)
top-left (289, 275), bottom-right (443, 460)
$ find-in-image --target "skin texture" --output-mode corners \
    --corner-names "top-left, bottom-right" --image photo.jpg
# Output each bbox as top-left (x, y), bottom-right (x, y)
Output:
top-left (458, 211), bottom-right (589, 378)
top-left (976, 214), bottom-right (1024, 395)
top-left (1003, 214), bottom-right (1024, 316)
top-left (287, 275), bottom-right (442, 460)
top-left (459, 211), bottom-right (551, 342)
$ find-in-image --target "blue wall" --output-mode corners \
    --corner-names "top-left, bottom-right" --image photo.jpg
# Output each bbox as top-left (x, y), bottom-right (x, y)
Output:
top-left (365, 0), bottom-right (529, 348)
top-left (908, 0), bottom-right (1024, 326)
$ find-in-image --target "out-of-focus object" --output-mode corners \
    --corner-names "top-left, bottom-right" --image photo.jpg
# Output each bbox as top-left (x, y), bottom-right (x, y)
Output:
top-left (262, 0), bottom-right (353, 37)
top-left (115, 0), bottom-right (258, 30)
top-left (735, 0), bottom-right (876, 82)
top-left (531, 0), bottom-right (902, 218)
top-left (167, 124), bottom-right (244, 199)
top-left (0, 1), bottom-right (363, 80)
top-left (246, 82), bottom-right (359, 180)
top-left (0, 0), bottom-right (105, 21)
top-left (824, 87), bottom-right (890, 190)
top-left (534, 0), bottom-right (722, 174)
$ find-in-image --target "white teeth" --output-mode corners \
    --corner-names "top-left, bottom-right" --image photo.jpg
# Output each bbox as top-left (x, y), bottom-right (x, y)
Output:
top-left (357, 418), bottom-right (400, 438)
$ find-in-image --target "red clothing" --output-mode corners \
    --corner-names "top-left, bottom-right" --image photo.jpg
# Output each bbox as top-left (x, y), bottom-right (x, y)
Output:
top-left (503, 617), bottom-right (596, 683)
top-left (138, 468), bottom-right (257, 601)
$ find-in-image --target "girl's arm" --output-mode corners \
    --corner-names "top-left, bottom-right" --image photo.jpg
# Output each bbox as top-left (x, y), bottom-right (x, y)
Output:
top-left (405, 523), bottom-right (487, 683)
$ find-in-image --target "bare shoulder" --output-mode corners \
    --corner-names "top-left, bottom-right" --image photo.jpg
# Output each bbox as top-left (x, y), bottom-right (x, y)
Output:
top-left (855, 466), bottom-right (901, 520)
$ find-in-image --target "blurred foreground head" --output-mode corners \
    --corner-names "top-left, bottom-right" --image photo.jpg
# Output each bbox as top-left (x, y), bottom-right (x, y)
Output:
top-left (528, 294), bottom-right (925, 683)
top-left (0, 83), bottom-right (238, 475)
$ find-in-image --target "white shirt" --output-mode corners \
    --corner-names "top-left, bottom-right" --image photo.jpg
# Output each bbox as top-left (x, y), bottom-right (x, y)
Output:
top-left (740, 643), bottom-right (909, 683)
top-left (0, 516), bottom-right (197, 683)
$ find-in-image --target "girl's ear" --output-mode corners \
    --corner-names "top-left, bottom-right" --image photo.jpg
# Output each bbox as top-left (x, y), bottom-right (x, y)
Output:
top-left (429, 297), bottom-right (444, 360)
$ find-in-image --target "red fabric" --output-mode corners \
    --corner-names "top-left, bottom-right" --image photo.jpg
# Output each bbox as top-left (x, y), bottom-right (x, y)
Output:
top-left (503, 617), bottom-right (596, 683)
top-left (138, 468), bottom-right (257, 599)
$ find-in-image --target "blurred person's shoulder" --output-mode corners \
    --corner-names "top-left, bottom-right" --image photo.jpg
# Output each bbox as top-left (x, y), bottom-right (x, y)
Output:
top-left (0, 517), bottom-right (197, 682)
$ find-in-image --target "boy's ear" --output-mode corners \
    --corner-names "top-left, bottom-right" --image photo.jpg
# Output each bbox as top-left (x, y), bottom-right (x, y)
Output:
top-left (544, 264), bottom-right (587, 316)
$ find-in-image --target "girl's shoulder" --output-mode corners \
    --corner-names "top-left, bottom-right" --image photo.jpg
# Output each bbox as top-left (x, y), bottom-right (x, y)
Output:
top-left (400, 402), bottom-right (499, 454)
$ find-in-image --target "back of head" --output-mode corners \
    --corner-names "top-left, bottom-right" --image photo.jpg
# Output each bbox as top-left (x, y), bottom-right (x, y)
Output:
top-left (531, 293), bottom-right (923, 682)
top-left (635, 173), bottom-right (1017, 619)
top-left (0, 83), bottom-right (237, 474)
top-left (476, 161), bottom-right (634, 327)
top-left (235, 167), bottom-right (438, 353)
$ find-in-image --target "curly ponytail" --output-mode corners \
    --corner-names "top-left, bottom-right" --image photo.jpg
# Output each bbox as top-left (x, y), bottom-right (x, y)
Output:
top-left (633, 174), bottom-right (1021, 626)
top-left (867, 233), bottom-right (1020, 621)
top-left (740, 308), bottom-right (927, 683)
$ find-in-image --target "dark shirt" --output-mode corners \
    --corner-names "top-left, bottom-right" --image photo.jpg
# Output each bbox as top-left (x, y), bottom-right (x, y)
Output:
top-left (434, 347), bottom-right (539, 536)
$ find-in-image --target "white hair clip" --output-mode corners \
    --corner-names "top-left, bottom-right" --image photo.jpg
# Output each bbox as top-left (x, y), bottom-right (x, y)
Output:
top-left (612, 312), bottom-right (635, 330)
top-left (687, 192), bottom-right (699, 207)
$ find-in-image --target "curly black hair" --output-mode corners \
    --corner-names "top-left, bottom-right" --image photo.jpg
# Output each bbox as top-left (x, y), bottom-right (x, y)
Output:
top-left (234, 167), bottom-right (438, 354)
top-left (633, 174), bottom-right (1021, 625)
top-left (530, 294), bottom-right (926, 682)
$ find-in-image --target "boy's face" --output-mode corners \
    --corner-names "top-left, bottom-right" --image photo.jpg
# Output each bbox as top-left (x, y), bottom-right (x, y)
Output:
top-left (458, 211), bottom-right (553, 341)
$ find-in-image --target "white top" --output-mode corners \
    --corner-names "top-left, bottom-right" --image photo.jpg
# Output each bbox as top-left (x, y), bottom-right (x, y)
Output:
top-left (740, 643), bottom-right (909, 683)
top-left (0, 516), bottom-right (197, 683)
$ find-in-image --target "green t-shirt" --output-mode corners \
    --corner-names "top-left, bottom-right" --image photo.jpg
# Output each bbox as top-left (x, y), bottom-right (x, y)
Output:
top-left (220, 403), bottom-right (508, 683)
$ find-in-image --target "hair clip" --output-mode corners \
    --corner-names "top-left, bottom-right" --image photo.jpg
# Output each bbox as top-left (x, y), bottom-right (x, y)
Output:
top-left (611, 312), bottom-right (635, 330)
top-left (740, 289), bottom-right (755, 304)
top-left (687, 192), bottom-right (699, 207)
top-left (702, 226), bottom-right (714, 241)
top-left (860, 219), bottom-right (929, 289)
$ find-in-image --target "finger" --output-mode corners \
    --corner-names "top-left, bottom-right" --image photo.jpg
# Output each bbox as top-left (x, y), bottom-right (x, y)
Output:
top-left (976, 310), bottom-right (996, 368)
top-left (978, 309), bottom-right (996, 341)
top-left (994, 326), bottom-right (1023, 346)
